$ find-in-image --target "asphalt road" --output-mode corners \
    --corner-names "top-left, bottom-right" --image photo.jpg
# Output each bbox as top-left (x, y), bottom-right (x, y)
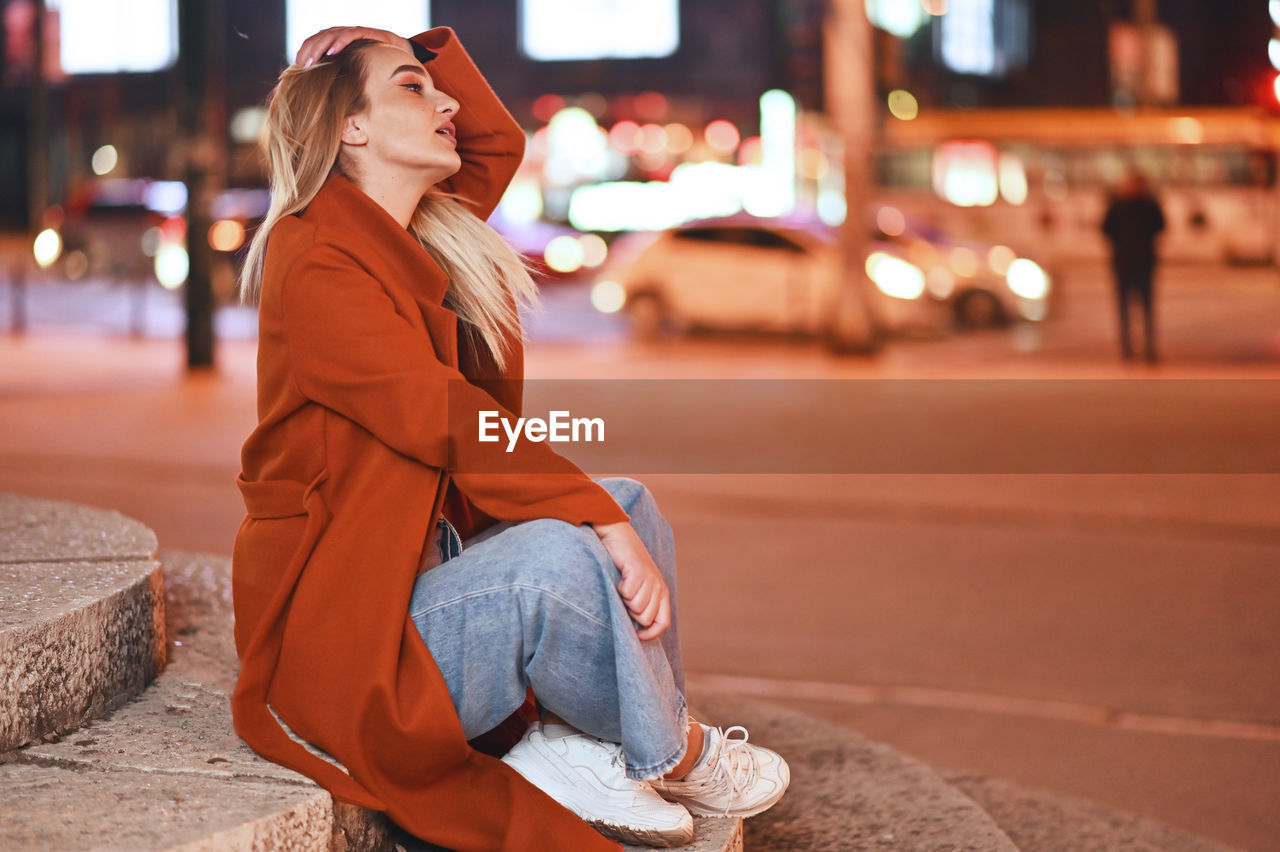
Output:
top-left (1, 259), bottom-right (1277, 849)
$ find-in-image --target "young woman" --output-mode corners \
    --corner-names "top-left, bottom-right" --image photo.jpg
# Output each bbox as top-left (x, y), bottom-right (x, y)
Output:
top-left (231, 25), bottom-right (788, 850)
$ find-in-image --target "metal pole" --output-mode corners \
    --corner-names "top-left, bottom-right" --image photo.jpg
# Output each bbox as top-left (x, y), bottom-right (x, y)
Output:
top-left (823, 0), bottom-right (878, 353)
top-left (28, 0), bottom-right (48, 232)
top-left (177, 0), bottom-right (224, 370)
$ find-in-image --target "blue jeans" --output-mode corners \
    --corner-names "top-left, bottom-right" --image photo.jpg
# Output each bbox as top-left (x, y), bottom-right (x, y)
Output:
top-left (408, 477), bottom-right (689, 780)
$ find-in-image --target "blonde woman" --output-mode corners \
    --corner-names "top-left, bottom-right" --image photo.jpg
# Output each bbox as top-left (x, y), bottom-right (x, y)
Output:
top-left (232, 25), bottom-right (787, 850)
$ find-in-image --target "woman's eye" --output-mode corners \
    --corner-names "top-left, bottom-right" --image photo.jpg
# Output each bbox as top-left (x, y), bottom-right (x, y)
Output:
top-left (402, 82), bottom-right (423, 93)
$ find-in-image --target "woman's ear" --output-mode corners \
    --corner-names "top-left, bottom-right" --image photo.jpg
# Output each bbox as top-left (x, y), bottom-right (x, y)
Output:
top-left (341, 114), bottom-right (368, 146)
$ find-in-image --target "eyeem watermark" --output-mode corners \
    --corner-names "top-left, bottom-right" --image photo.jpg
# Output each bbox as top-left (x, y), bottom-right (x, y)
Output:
top-left (479, 410), bottom-right (605, 453)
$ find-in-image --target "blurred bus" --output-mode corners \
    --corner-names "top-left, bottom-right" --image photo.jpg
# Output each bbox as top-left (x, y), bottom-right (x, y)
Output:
top-left (877, 106), bottom-right (1280, 265)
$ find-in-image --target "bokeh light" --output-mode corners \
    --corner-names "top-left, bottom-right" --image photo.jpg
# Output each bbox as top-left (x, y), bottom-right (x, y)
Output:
top-left (639, 123), bottom-right (668, 155)
top-left (704, 120), bottom-right (740, 154)
top-left (866, 252), bottom-right (926, 300)
top-left (609, 120), bottom-right (643, 155)
top-left (208, 219), bottom-right (246, 252)
top-left (876, 205), bottom-right (906, 237)
top-left (532, 93), bottom-right (566, 123)
top-left (1007, 258), bottom-right (1050, 300)
top-left (987, 244), bottom-right (1016, 275)
top-left (663, 123), bottom-right (693, 154)
top-left (590, 280), bottom-right (626, 314)
top-left (544, 234), bottom-right (586, 273)
top-left (33, 229), bottom-right (62, 268)
top-left (926, 266), bottom-right (956, 298)
top-left (499, 178), bottom-right (545, 225)
top-left (140, 226), bottom-right (162, 257)
top-left (578, 233), bottom-right (609, 268)
top-left (949, 246), bottom-right (979, 277)
top-left (737, 136), bottom-right (764, 167)
top-left (155, 243), bottom-right (189, 289)
top-left (887, 89), bottom-right (919, 121)
top-left (91, 144), bottom-right (118, 176)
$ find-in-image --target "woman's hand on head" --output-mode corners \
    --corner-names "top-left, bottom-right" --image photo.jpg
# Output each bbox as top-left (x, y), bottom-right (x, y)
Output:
top-left (296, 26), bottom-right (414, 67)
top-left (592, 521), bottom-right (671, 641)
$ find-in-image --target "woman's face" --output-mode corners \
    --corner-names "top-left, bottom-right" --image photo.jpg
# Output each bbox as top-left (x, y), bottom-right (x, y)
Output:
top-left (343, 44), bottom-right (461, 186)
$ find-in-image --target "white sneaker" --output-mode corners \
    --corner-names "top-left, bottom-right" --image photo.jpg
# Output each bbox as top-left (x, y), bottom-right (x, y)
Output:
top-left (651, 724), bottom-right (790, 818)
top-left (501, 722), bottom-right (695, 847)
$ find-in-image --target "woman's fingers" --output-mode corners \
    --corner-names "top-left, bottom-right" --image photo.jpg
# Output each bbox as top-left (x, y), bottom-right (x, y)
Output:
top-left (636, 594), bottom-right (671, 641)
top-left (594, 520), bottom-right (669, 638)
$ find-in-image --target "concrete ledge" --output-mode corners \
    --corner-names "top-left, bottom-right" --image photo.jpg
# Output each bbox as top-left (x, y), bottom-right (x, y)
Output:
top-left (0, 556), bottom-right (165, 751)
top-left (0, 493), bottom-right (157, 563)
top-left (1, 493), bottom-right (167, 752)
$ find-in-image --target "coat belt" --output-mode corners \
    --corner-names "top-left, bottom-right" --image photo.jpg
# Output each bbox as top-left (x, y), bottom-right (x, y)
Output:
top-left (237, 470), bottom-right (328, 519)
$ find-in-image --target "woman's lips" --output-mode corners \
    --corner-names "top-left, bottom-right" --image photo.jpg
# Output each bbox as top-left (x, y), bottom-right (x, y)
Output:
top-left (435, 121), bottom-right (457, 144)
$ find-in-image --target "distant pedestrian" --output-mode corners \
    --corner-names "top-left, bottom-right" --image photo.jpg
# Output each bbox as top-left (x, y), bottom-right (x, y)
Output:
top-left (1102, 170), bottom-right (1165, 362)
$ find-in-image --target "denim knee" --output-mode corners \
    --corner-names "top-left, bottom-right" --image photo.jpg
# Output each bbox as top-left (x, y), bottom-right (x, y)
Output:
top-left (505, 518), bottom-right (620, 611)
top-left (597, 477), bottom-right (652, 516)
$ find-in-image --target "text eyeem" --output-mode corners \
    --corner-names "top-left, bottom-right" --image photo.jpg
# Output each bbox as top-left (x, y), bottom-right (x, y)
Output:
top-left (478, 410), bottom-right (605, 453)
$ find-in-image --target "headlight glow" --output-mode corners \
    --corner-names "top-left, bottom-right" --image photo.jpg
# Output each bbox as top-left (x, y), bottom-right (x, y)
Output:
top-left (544, 235), bottom-right (585, 273)
top-left (155, 244), bottom-right (189, 289)
top-left (33, 229), bottom-right (62, 268)
top-left (1007, 258), bottom-right (1050, 300)
top-left (867, 251), bottom-right (926, 300)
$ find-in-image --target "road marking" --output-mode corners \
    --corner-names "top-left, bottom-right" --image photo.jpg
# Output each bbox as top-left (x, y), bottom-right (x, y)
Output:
top-left (688, 673), bottom-right (1280, 742)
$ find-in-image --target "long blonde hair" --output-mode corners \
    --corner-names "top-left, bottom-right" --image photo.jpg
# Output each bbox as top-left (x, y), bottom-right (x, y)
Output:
top-left (239, 40), bottom-right (537, 371)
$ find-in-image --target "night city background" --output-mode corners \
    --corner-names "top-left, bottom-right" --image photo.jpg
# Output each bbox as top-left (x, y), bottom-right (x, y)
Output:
top-left (0, 2), bottom-right (1278, 851)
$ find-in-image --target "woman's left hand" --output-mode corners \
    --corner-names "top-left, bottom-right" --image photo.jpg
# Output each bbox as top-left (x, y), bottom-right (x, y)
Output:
top-left (295, 26), bottom-right (414, 67)
top-left (593, 521), bottom-right (670, 641)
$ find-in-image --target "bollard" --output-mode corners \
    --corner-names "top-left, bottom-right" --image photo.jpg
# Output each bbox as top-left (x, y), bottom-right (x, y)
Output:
top-left (9, 265), bottom-right (26, 333)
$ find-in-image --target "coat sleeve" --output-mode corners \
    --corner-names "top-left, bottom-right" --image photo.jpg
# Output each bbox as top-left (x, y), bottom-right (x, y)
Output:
top-left (280, 243), bottom-right (628, 527)
top-left (411, 27), bottom-right (524, 221)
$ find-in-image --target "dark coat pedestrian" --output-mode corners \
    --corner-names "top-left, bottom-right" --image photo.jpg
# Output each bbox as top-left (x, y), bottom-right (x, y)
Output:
top-left (1102, 172), bottom-right (1166, 361)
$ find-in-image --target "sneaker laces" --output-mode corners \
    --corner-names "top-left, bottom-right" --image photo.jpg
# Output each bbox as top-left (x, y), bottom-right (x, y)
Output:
top-left (678, 725), bottom-right (759, 813)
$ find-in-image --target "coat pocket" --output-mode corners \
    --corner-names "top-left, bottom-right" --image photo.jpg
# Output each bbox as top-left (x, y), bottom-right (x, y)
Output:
top-left (232, 469), bottom-right (331, 653)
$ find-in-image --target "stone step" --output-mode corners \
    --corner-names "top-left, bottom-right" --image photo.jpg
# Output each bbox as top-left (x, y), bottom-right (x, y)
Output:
top-left (0, 493), bottom-right (165, 752)
top-left (690, 693), bottom-right (1241, 852)
top-left (0, 545), bottom-right (743, 851)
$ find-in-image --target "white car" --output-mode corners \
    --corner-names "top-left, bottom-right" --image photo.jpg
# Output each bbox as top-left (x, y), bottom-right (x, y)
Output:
top-left (590, 212), bottom-right (1050, 343)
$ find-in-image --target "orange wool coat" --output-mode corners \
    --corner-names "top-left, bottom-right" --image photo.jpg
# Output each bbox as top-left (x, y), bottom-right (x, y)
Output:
top-left (231, 28), bottom-right (629, 851)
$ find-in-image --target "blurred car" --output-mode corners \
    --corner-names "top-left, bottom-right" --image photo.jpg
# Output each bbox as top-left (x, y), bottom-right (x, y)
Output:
top-left (46, 178), bottom-right (180, 282)
top-left (589, 210), bottom-right (1051, 342)
top-left (871, 208), bottom-right (1051, 329)
top-left (33, 179), bottom-right (268, 298)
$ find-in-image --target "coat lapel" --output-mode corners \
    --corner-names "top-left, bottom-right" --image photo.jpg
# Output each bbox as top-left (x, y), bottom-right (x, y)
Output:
top-left (303, 175), bottom-right (460, 368)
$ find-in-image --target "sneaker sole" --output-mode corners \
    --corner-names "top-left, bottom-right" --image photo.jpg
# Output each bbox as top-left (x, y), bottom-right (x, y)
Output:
top-left (585, 818), bottom-right (695, 848)
top-left (504, 740), bottom-right (695, 847)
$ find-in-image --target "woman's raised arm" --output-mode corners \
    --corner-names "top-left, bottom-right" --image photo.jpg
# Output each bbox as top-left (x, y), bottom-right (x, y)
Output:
top-left (409, 27), bottom-right (526, 220)
top-left (294, 25), bottom-right (524, 222)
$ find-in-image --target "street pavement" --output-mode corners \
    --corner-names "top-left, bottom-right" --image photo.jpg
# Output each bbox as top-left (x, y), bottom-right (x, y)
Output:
top-left (1, 259), bottom-right (1278, 849)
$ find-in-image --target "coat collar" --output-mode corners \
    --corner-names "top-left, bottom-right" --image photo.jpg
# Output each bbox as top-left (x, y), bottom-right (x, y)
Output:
top-left (302, 173), bottom-right (449, 305)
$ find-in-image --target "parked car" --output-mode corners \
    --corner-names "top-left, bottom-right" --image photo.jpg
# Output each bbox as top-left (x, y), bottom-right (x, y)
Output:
top-left (589, 210), bottom-right (1051, 343)
top-left (33, 179), bottom-right (268, 298)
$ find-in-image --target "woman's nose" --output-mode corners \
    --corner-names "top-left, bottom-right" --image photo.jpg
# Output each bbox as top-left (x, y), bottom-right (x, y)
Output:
top-left (437, 95), bottom-right (460, 117)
